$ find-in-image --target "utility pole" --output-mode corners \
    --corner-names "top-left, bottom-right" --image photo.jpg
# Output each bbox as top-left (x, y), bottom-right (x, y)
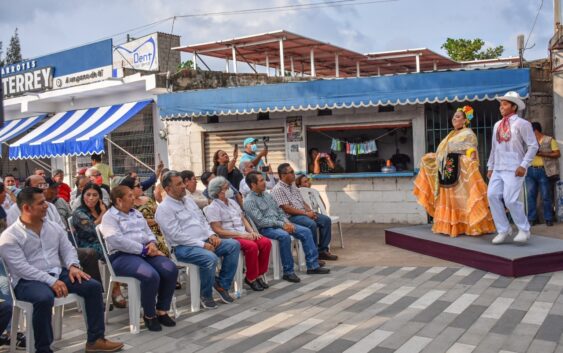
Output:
top-left (556, 0), bottom-right (561, 33)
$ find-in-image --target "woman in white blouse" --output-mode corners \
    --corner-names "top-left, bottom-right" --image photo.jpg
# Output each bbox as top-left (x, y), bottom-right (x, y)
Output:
top-left (206, 177), bottom-right (271, 292)
top-left (100, 185), bottom-right (178, 332)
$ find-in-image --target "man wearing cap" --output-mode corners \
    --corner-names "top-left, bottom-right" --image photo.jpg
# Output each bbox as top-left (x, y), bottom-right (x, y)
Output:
top-left (487, 91), bottom-right (539, 244)
top-left (240, 138), bottom-right (269, 172)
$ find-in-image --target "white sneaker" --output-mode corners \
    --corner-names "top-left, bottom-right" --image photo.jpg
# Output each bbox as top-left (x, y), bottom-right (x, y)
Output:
top-left (513, 229), bottom-right (531, 243)
top-left (492, 232), bottom-right (510, 244)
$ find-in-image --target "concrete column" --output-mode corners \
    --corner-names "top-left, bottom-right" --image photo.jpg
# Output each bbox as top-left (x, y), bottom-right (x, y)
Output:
top-left (279, 39), bottom-right (285, 77)
top-left (310, 48), bottom-right (316, 77)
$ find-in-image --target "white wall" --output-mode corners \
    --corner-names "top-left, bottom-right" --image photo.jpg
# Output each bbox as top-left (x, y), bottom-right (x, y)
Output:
top-left (166, 105), bottom-right (427, 224)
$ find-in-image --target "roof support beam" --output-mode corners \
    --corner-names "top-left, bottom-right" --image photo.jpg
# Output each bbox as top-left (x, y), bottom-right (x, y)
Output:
top-left (310, 48), bottom-right (316, 77)
top-left (290, 56), bottom-right (295, 77)
top-left (265, 54), bottom-right (270, 77)
top-left (279, 39), bottom-right (285, 77)
top-left (231, 46), bottom-right (237, 74)
top-left (356, 61), bottom-right (360, 78)
top-left (335, 53), bottom-right (339, 78)
top-left (415, 54), bottom-right (420, 73)
top-left (367, 52), bottom-right (423, 61)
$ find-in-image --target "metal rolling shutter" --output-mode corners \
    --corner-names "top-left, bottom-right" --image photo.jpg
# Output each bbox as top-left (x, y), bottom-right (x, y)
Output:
top-left (204, 128), bottom-right (286, 172)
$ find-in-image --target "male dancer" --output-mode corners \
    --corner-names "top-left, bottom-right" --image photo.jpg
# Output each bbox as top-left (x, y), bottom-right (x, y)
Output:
top-left (487, 91), bottom-right (538, 244)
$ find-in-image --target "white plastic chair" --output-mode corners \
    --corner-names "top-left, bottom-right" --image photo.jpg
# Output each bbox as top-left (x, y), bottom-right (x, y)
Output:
top-left (95, 226), bottom-right (142, 334)
top-left (1, 259), bottom-right (86, 353)
top-left (67, 216), bottom-right (79, 248)
top-left (299, 187), bottom-right (344, 248)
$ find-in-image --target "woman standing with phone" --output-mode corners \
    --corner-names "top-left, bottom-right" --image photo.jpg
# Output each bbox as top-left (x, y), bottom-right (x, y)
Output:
top-left (212, 145), bottom-right (244, 191)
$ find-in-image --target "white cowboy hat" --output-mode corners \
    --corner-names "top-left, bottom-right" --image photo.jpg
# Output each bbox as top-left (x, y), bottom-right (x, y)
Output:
top-left (497, 91), bottom-right (526, 111)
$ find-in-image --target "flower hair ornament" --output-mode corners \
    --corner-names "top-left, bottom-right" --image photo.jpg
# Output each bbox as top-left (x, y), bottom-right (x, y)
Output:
top-left (457, 105), bottom-right (474, 126)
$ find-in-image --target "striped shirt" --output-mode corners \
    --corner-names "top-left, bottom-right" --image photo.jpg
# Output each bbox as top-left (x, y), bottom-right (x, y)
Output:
top-left (243, 191), bottom-right (288, 230)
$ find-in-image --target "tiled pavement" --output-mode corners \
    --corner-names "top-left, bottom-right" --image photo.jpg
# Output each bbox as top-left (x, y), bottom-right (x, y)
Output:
top-left (24, 264), bottom-right (563, 353)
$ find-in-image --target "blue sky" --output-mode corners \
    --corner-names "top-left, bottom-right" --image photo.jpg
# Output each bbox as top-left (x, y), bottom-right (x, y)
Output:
top-left (0, 0), bottom-right (557, 66)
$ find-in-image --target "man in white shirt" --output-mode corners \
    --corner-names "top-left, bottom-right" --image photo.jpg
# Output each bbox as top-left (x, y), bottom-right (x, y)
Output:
top-left (487, 91), bottom-right (539, 244)
top-left (155, 171), bottom-right (241, 309)
top-left (0, 187), bottom-right (123, 353)
top-left (7, 175), bottom-right (66, 230)
top-left (238, 160), bottom-right (277, 198)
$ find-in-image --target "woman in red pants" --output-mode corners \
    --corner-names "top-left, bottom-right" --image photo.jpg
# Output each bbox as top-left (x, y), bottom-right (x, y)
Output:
top-left (206, 177), bottom-right (271, 291)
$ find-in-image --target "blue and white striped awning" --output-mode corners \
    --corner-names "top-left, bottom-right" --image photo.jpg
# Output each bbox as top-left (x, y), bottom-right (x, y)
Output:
top-left (0, 115), bottom-right (47, 144)
top-left (9, 100), bottom-right (152, 160)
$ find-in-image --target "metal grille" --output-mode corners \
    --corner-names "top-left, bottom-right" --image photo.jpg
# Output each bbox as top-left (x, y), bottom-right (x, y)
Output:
top-left (424, 101), bottom-right (500, 175)
top-left (204, 128), bottom-right (285, 172)
top-left (109, 105), bottom-right (155, 176)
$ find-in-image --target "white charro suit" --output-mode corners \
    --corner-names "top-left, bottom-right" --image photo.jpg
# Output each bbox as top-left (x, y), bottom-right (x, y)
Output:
top-left (486, 115), bottom-right (538, 234)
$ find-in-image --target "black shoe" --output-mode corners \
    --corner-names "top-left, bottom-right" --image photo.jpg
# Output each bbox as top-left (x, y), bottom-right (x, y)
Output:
top-left (245, 278), bottom-right (264, 291)
top-left (530, 219), bottom-right (539, 226)
top-left (143, 316), bottom-right (162, 331)
top-left (157, 313), bottom-right (176, 327)
top-left (282, 273), bottom-right (301, 283)
top-left (546, 220), bottom-right (554, 226)
top-left (213, 283), bottom-right (235, 303)
top-left (318, 260), bottom-right (326, 268)
top-left (318, 251), bottom-right (338, 261)
top-left (256, 277), bottom-right (269, 289)
top-left (307, 267), bottom-right (331, 275)
top-left (15, 333), bottom-right (25, 350)
top-left (0, 333), bottom-right (9, 346)
top-left (200, 296), bottom-right (218, 309)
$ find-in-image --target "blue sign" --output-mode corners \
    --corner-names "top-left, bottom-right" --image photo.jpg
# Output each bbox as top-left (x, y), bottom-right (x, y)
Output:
top-left (1, 39), bottom-right (113, 78)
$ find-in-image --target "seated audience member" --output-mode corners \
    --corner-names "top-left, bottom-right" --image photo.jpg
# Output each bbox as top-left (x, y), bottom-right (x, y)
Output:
top-left (2, 174), bottom-right (19, 210)
top-left (201, 171), bottom-right (244, 207)
top-left (71, 183), bottom-right (125, 306)
top-left (238, 161), bottom-right (276, 198)
top-left (154, 168), bottom-right (169, 204)
top-left (295, 174), bottom-right (311, 188)
top-left (127, 160), bottom-right (165, 192)
top-left (100, 185), bottom-right (178, 331)
top-left (33, 168), bottom-right (46, 177)
top-left (119, 177), bottom-right (170, 257)
top-left (7, 175), bottom-right (66, 230)
top-left (52, 169), bottom-right (72, 202)
top-left (308, 148), bottom-right (335, 174)
top-left (206, 177), bottom-right (271, 291)
top-left (155, 171), bottom-right (241, 309)
top-left (212, 149), bottom-right (243, 191)
top-left (243, 171), bottom-right (329, 283)
top-left (44, 177), bottom-right (72, 230)
top-left (0, 187), bottom-right (123, 353)
top-left (272, 164), bottom-right (337, 261)
top-left (71, 175), bottom-right (110, 210)
top-left (180, 170), bottom-right (209, 209)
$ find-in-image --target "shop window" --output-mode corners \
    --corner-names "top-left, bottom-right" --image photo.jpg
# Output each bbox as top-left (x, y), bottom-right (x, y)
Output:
top-left (306, 123), bottom-right (413, 174)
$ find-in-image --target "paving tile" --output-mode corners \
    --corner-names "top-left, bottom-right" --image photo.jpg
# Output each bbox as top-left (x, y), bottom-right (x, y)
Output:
top-left (449, 305), bottom-right (488, 329)
top-left (491, 276), bottom-right (514, 288)
top-left (498, 322), bottom-right (539, 353)
top-left (473, 333), bottom-right (508, 353)
top-left (525, 275), bottom-right (551, 292)
top-left (403, 267), bottom-right (429, 279)
top-left (535, 315), bottom-right (563, 342)
top-left (521, 301), bottom-right (553, 325)
top-left (376, 266), bottom-right (401, 276)
top-left (342, 329), bottom-right (394, 353)
top-left (526, 339), bottom-right (557, 353)
top-left (490, 309), bottom-right (527, 335)
top-left (446, 343), bottom-right (476, 353)
top-left (421, 327), bottom-right (465, 353)
top-left (377, 296), bottom-right (418, 317)
top-left (394, 336), bottom-right (433, 353)
top-left (412, 300), bottom-right (451, 323)
top-left (430, 268), bottom-right (458, 282)
top-left (459, 270), bottom-right (486, 286)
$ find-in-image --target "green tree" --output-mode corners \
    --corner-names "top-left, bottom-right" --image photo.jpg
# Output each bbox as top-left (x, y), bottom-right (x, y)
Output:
top-left (5, 28), bottom-right (22, 65)
top-left (441, 38), bottom-right (504, 61)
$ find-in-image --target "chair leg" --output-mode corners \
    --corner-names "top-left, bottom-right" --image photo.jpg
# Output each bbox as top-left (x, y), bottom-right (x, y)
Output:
top-left (270, 240), bottom-right (280, 280)
top-left (128, 283), bottom-right (140, 334)
top-left (296, 241), bottom-right (306, 272)
top-left (171, 296), bottom-right (179, 319)
top-left (25, 308), bottom-right (33, 353)
top-left (338, 221), bottom-right (344, 248)
top-left (188, 264), bottom-right (200, 313)
top-left (53, 305), bottom-right (63, 340)
top-left (10, 306), bottom-right (20, 353)
top-left (104, 281), bottom-right (113, 324)
top-left (233, 254), bottom-right (244, 298)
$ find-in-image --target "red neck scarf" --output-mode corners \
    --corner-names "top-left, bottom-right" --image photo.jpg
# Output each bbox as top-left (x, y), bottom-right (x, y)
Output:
top-left (496, 113), bottom-right (515, 143)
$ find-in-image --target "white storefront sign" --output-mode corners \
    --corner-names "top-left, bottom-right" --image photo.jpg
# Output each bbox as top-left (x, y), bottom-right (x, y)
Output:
top-left (113, 33), bottom-right (159, 71)
top-left (2, 67), bottom-right (53, 97)
top-left (52, 65), bottom-right (113, 90)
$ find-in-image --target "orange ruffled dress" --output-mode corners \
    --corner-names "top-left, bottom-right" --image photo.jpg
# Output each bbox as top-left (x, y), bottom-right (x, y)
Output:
top-left (413, 128), bottom-right (495, 237)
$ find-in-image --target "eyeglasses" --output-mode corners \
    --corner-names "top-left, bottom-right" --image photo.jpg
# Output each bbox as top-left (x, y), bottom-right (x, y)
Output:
top-left (36, 183), bottom-right (49, 190)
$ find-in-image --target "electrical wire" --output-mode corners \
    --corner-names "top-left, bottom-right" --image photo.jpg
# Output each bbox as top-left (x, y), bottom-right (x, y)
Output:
top-left (523, 0), bottom-right (544, 52)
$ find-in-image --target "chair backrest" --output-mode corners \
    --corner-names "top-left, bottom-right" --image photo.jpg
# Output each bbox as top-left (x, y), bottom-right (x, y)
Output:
top-left (67, 216), bottom-right (79, 248)
top-left (299, 187), bottom-right (327, 214)
top-left (0, 258), bottom-right (17, 301)
top-left (95, 226), bottom-right (117, 278)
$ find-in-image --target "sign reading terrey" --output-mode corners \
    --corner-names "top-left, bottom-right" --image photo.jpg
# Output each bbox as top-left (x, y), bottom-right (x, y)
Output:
top-left (286, 116), bottom-right (303, 142)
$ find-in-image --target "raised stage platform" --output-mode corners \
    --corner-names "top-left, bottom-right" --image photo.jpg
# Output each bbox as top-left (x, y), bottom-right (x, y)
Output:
top-left (385, 225), bottom-right (563, 277)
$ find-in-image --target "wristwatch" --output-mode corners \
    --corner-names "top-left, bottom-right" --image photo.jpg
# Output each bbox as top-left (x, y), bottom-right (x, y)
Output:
top-left (70, 263), bottom-right (83, 271)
